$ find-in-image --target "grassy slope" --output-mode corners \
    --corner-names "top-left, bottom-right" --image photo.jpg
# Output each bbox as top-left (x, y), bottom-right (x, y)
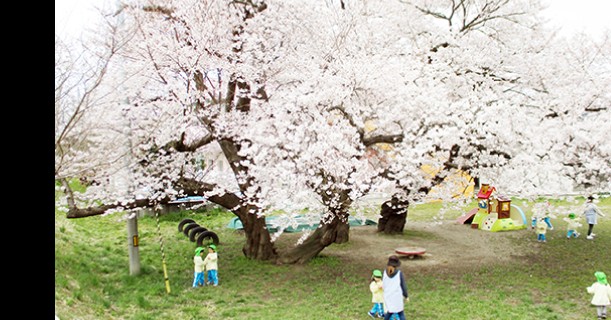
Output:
top-left (55, 197), bottom-right (610, 319)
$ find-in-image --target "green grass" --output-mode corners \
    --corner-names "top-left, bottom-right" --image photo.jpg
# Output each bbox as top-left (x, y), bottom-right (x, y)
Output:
top-left (55, 197), bottom-right (610, 319)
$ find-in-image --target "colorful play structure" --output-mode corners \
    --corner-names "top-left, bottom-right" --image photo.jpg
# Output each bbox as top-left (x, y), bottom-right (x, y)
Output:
top-left (456, 184), bottom-right (527, 232)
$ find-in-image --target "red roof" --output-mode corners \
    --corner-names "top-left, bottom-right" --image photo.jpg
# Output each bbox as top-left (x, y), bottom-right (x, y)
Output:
top-left (477, 185), bottom-right (496, 199)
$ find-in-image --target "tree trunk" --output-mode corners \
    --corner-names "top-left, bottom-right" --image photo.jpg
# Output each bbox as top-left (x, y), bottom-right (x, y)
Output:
top-left (278, 214), bottom-right (350, 264)
top-left (237, 209), bottom-right (278, 261)
top-left (377, 197), bottom-right (408, 234)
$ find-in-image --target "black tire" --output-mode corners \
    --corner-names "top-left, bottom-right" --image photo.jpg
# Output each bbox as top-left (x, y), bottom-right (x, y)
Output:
top-left (188, 226), bottom-right (208, 242)
top-left (183, 222), bottom-right (200, 237)
top-left (178, 218), bottom-right (196, 232)
top-left (196, 231), bottom-right (220, 247)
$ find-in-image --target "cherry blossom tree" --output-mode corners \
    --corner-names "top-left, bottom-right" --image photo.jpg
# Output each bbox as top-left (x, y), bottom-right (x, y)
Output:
top-left (55, 20), bottom-right (136, 200)
top-left (56, 0), bottom-right (610, 264)
top-left (497, 32), bottom-right (611, 195)
top-left (368, 0), bottom-right (556, 226)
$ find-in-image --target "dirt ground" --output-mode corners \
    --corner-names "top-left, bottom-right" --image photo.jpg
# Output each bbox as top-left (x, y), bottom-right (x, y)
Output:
top-left (323, 220), bottom-right (535, 274)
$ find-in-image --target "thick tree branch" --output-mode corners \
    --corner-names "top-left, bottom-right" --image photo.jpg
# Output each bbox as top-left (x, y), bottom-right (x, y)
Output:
top-left (329, 105), bottom-right (404, 146)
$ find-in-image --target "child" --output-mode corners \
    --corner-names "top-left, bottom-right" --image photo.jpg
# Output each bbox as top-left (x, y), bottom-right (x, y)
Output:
top-left (383, 255), bottom-right (409, 320)
top-left (368, 269), bottom-right (385, 318)
top-left (562, 213), bottom-right (582, 239)
top-left (583, 195), bottom-right (606, 240)
top-left (586, 271), bottom-right (611, 320)
top-left (203, 244), bottom-right (219, 286)
top-left (192, 246), bottom-right (205, 287)
top-left (531, 201), bottom-right (555, 230)
top-left (536, 217), bottom-right (548, 242)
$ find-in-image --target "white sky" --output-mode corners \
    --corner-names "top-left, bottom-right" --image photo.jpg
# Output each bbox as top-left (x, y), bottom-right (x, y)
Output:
top-left (540, 0), bottom-right (611, 38)
top-left (55, 0), bottom-right (108, 41)
top-left (55, 0), bottom-right (611, 40)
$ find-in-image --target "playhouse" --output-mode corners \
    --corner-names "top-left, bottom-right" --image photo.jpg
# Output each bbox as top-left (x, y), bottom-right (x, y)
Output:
top-left (457, 184), bottom-right (527, 232)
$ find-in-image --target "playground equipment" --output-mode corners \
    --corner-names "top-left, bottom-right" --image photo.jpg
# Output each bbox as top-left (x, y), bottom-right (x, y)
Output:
top-left (395, 247), bottom-right (426, 259)
top-left (456, 184), bottom-right (527, 232)
top-left (178, 218), bottom-right (220, 247)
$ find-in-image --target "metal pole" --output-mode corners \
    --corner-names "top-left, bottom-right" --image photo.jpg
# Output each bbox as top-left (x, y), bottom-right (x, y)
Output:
top-left (127, 214), bottom-right (141, 275)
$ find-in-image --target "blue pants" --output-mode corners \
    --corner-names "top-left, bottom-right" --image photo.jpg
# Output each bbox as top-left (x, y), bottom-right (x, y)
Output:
top-left (537, 234), bottom-right (546, 241)
top-left (370, 303), bottom-right (384, 317)
top-left (384, 311), bottom-right (404, 320)
top-left (207, 269), bottom-right (218, 285)
top-left (567, 230), bottom-right (578, 238)
top-left (192, 272), bottom-right (205, 287)
top-left (544, 217), bottom-right (553, 229)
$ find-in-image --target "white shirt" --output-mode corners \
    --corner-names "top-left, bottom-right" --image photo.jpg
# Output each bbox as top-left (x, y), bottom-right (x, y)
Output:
top-left (383, 269), bottom-right (404, 313)
top-left (587, 282), bottom-right (611, 306)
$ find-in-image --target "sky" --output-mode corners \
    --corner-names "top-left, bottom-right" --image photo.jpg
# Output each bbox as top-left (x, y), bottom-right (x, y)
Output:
top-left (539, 0), bottom-right (611, 39)
top-left (55, 0), bottom-right (109, 42)
top-left (56, 0), bottom-right (611, 40)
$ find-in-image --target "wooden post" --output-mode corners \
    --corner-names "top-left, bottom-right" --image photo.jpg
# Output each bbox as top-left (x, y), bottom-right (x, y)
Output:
top-left (127, 215), bottom-right (141, 275)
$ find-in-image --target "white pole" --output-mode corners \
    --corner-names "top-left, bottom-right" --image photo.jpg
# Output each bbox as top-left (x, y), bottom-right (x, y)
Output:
top-left (127, 215), bottom-right (141, 275)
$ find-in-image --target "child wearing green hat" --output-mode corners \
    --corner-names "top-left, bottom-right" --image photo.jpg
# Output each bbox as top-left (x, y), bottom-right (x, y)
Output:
top-left (192, 247), bottom-right (206, 287)
top-left (562, 213), bottom-right (582, 239)
top-left (368, 269), bottom-right (398, 319)
top-left (368, 269), bottom-right (385, 318)
top-left (587, 271), bottom-right (611, 319)
top-left (203, 244), bottom-right (219, 286)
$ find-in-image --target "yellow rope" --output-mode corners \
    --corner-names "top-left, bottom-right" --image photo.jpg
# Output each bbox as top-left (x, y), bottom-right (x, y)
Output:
top-left (155, 210), bottom-right (171, 294)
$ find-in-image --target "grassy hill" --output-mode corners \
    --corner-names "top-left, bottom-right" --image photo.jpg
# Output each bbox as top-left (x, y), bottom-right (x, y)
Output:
top-left (55, 197), bottom-right (610, 319)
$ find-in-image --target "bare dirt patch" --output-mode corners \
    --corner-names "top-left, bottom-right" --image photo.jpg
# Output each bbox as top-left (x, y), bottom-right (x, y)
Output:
top-left (323, 220), bottom-right (535, 274)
